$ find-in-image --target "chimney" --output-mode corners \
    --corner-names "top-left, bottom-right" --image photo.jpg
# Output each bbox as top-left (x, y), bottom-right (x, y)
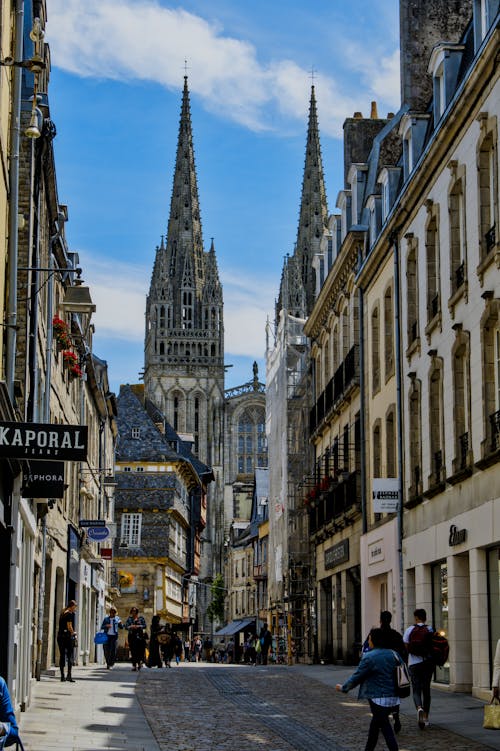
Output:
top-left (370, 101), bottom-right (379, 119)
top-left (399, 0), bottom-right (473, 111)
top-left (343, 109), bottom-right (387, 187)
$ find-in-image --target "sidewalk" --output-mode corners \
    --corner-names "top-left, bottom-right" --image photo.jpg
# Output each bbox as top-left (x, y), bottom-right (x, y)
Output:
top-left (290, 663), bottom-right (500, 750)
top-left (18, 664), bottom-right (161, 751)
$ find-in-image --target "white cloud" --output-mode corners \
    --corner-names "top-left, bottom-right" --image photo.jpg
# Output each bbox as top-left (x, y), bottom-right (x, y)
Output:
top-left (46, 0), bottom-right (399, 136)
top-left (81, 253), bottom-right (272, 359)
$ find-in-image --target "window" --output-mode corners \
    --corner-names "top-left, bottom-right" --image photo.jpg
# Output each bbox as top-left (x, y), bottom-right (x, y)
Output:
top-left (236, 407), bottom-right (267, 474)
top-left (386, 407), bottom-right (396, 478)
top-left (452, 331), bottom-right (471, 472)
top-left (371, 304), bottom-right (380, 394)
top-left (182, 290), bottom-right (193, 329)
top-left (131, 427), bottom-right (141, 439)
top-left (478, 120), bottom-right (498, 262)
top-left (481, 300), bottom-right (500, 453)
top-left (406, 240), bottom-right (419, 345)
top-left (448, 169), bottom-right (467, 294)
top-left (121, 513), bottom-right (142, 547)
top-left (384, 286), bottom-right (394, 380)
top-left (373, 421), bottom-right (381, 478)
top-left (409, 378), bottom-right (422, 497)
top-left (429, 359), bottom-right (444, 485)
top-left (425, 208), bottom-right (440, 323)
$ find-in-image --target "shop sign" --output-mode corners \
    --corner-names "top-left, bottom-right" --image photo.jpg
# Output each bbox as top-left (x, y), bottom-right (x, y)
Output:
top-left (22, 460), bottom-right (65, 498)
top-left (372, 478), bottom-right (400, 513)
top-left (100, 548), bottom-right (113, 560)
top-left (0, 422), bottom-right (88, 460)
top-left (368, 539), bottom-right (385, 564)
top-left (86, 526), bottom-right (110, 542)
top-left (449, 524), bottom-right (467, 546)
top-left (68, 527), bottom-right (80, 583)
top-left (79, 519), bottom-right (106, 527)
top-left (325, 539), bottom-right (349, 570)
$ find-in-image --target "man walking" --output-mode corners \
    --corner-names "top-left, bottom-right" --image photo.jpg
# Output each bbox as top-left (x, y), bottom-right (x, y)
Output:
top-left (403, 608), bottom-right (433, 729)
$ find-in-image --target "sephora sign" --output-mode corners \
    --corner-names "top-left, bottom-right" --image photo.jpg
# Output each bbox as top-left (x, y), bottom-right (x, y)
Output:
top-left (0, 422), bottom-right (88, 461)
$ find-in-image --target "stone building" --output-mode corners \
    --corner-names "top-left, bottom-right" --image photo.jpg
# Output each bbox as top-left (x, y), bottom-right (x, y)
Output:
top-left (266, 86), bottom-right (327, 661)
top-left (0, 1), bottom-right (118, 711)
top-left (112, 384), bottom-right (210, 642)
top-left (298, 0), bottom-right (499, 699)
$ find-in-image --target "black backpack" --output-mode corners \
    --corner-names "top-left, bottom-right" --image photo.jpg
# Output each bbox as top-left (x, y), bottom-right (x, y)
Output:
top-left (429, 631), bottom-right (450, 666)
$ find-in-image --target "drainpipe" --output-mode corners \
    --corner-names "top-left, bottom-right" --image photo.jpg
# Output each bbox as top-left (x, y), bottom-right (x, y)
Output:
top-left (35, 257), bottom-right (53, 681)
top-left (393, 232), bottom-right (405, 631)
top-left (358, 284), bottom-right (367, 535)
top-left (5, 0), bottom-right (24, 401)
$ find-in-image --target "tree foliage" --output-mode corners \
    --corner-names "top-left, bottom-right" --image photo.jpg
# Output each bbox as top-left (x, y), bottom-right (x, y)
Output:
top-left (206, 573), bottom-right (225, 623)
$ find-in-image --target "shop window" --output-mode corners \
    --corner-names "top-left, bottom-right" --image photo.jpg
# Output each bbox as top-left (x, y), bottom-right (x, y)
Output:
top-left (431, 561), bottom-right (449, 684)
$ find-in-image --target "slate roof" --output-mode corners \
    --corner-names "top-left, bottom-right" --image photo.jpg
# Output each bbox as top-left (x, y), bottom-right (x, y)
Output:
top-left (116, 385), bottom-right (180, 463)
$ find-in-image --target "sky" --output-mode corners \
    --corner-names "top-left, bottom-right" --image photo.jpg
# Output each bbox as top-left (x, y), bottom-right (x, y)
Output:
top-left (45, 0), bottom-right (401, 393)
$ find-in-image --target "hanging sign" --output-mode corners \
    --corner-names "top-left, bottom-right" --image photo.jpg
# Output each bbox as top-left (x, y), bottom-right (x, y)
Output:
top-left (0, 422), bottom-right (88, 460)
top-left (86, 526), bottom-right (110, 542)
top-left (372, 478), bottom-right (400, 513)
top-left (22, 461), bottom-right (65, 498)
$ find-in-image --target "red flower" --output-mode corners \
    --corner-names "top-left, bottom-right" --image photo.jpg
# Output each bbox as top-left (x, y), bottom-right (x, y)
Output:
top-left (62, 350), bottom-right (78, 363)
top-left (69, 364), bottom-right (83, 378)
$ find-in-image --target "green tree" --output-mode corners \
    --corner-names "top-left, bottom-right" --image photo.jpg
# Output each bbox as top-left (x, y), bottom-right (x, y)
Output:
top-left (206, 573), bottom-right (225, 623)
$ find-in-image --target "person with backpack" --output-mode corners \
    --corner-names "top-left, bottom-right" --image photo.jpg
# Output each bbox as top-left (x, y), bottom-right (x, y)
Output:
top-left (403, 608), bottom-right (433, 730)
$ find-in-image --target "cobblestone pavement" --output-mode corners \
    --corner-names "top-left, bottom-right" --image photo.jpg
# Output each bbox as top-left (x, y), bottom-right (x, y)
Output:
top-left (136, 664), bottom-right (497, 751)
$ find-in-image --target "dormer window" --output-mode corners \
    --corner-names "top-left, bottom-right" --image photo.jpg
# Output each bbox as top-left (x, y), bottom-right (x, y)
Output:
top-left (378, 167), bottom-right (402, 223)
top-left (336, 190), bottom-right (352, 241)
top-left (131, 427), bottom-right (141, 439)
top-left (399, 114), bottom-right (431, 181)
top-left (347, 164), bottom-right (368, 225)
top-left (428, 43), bottom-right (465, 124)
top-left (366, 195), bottom-right (382, 248)
top-left (473, 0), bottom-right (495, 51)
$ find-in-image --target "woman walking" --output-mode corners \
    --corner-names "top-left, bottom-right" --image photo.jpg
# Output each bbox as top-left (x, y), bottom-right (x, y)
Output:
top-left (336, 628), bottom-right (400, 751)
top-left (57, 600), bottom-right (77, 683)
top-left (125, 607), bottom-right (148, 671)
top-left (147, 614), bottom-right (163, 668)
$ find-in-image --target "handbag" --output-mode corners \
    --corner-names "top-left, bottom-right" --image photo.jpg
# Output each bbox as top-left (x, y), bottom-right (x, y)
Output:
top-left (94, 631), bottom-right (108, 645)
top-left (392, 651), bottom-right (411, 698)
top-left (483, 698), bottom-right (500, 729)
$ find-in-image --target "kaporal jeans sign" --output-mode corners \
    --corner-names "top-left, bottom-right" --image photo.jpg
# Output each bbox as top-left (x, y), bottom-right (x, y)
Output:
top-left (0, 422), bottom-right (88, 460)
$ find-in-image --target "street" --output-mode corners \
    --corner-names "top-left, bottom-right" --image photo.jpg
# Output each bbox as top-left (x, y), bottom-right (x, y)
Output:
top-left (18, 662), bottom-right (499, 751)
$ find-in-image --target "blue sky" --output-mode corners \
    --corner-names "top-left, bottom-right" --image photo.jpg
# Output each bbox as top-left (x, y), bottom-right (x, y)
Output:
top-left (46, 0), bottom-right (400, 392)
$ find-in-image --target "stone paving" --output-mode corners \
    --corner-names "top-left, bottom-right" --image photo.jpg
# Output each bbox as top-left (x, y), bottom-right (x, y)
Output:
top-left (18, 661), bottom-right (500, 751)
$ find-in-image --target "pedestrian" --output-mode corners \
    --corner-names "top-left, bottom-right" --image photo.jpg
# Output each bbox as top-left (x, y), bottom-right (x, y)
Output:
top-left (216, 638), bottom-right (226, 663)
top-left (173, 633), bottom-right (183, 665)
top-left (203, 636), bottom-right (212, 662)
top-left (100, 606), bottom-right (123, 669)
top-left (259, 624), bottom-right (272, 665)
top-left (377, 611), bottom-right (407, 734)
top-left (0, 676), bottom-right (19, 747)
top-left (125, 607), bottom-right (148, 671)
top-left (159, 629), bottom-right (173, 668)
top-left (193, 635), bottom-right (202, 661)
top-left (147, 615), bottom-right (163, 668)
top-left (226, 638), bottom-right (235, 663)
top-left (492, 637), bottom-right (500, 699)
top-left (403, 608), bottom-right (434, 729)
top-left (183, 637), bottom-right (190, 662)
top-left (336, 627), bottom-right (400, 751)
top-left (57, 599), bottom-right (77, 683)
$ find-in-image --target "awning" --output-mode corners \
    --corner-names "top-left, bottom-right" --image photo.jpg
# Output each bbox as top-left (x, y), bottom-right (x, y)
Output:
top-left (215, 618), bottom-right (255, 636)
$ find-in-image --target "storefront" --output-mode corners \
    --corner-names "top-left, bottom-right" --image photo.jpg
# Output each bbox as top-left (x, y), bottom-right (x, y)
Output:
top-left (360, 518), bottom-right (402, 638)
top-left (315, 531), bottom-right (362, 664)
top-left (403, 497), bottom-right (500, 698)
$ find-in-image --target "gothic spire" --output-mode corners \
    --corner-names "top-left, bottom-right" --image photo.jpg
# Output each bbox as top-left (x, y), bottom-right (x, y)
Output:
top-left (280, 85), bottom-right (328, 318)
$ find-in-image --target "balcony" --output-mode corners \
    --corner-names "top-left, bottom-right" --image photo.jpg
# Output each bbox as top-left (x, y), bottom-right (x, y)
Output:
top-left (309, 345), bottom-right (359, 435)
top-left (309, 470), bottom-right (361, 536)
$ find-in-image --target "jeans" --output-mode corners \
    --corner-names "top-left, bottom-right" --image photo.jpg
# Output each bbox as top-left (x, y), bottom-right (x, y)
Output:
top-left (57, 635), bottom-right (74, 674)
top-left (365, 701), bottom-right (399, 751)
top-left (409, 660), bottom-right (434, 713)
top-left (103, 635), bottom-right (118, 666)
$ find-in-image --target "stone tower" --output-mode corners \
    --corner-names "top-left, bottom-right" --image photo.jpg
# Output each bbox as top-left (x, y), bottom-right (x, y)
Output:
top-left (277, 85), bottom-right (329, 319)
top-left (144, 76), bottom-right (225, 474)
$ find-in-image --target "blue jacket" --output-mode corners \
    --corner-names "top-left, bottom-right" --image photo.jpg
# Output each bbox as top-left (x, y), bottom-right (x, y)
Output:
top-left (341, 648), bottom-right (400, 700)
top-left (0, 677), bottom-right (19, 747)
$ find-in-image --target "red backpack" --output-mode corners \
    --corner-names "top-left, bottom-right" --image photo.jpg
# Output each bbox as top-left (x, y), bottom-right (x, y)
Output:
top-left (429, 632), bottom-right (449, 666)
top-left (408, 624), bottom-right (431, 656)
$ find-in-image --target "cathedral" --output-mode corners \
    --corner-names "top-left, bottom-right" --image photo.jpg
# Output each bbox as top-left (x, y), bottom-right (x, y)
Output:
top-left (113, 77), bottom-right (267, 634)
